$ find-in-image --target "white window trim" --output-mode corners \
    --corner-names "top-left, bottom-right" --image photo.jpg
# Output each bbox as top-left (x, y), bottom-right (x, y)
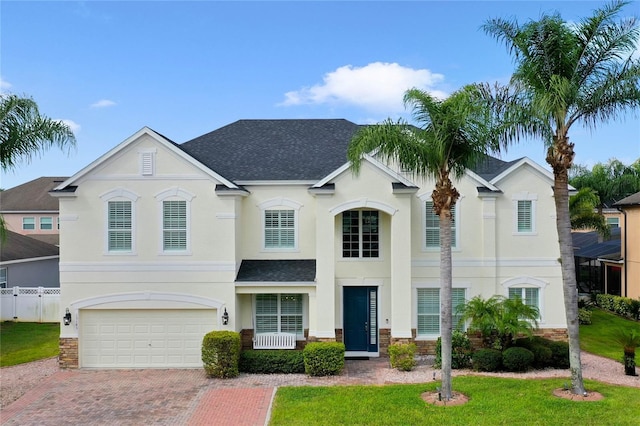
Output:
top-left (340, 210), bottom-right (382, 260)
top-left (413, 282), bottom-right (470, 339)
top-left (22, 217), bottom-right (35, 231)
top-left (502, 276), bottom-right (547, 323)
top-left (419, 192), bottom-right (462, 252)
top-left (512, 192), bottom-right (537, 235)
top-left (155, 187), bottom-right (195, 255)
top-left (253, 293), bottom-right (306, 340)
top-left (40, 216), bottom-right (53, 230)
top-left (100, 188), bottom-right (140, 255)
top-left (0, 267), bottom-right (7, 288)
top-left (258, 198), bottom-right (302, 252)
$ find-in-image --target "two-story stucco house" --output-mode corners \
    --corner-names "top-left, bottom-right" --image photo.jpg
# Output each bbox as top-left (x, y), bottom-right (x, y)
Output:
top-left (52, 119), bottom-right (567, 369)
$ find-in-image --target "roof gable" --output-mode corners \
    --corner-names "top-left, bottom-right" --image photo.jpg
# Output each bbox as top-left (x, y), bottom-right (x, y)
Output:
top-left (54, 127), bottom-right (238, 191)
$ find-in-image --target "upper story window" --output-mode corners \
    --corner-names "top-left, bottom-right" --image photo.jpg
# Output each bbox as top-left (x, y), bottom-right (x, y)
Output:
top-left (424, 200), bottom-right (457, 249)
top-left (22, 217), bottom-right (35, 230)
top-left (155, 187), bottom-right (194, 254)
top-left (265, 210), bottom-right (295, 249)
top-left (513, 192), bottom-right (537, 234)
top-left (101, 188), bottom-right (140, 254)
top-left (163, 200), bottom-right (187, 251)
top-left (259, 198), bottom-right (302, 252)
top-left (0, 268), bottom-right (7, 288)
top-left (342, 210), bottom-right (379, 258)
top-left (416, 287), bottom-right (466, 336)
top-left (40, 217), bottom-right (53, 230)
top-left (108, 201), bottom-right (133, 251)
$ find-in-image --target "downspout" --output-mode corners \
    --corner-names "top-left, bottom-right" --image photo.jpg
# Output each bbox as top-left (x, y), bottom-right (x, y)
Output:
top-left (617, 207), bottom-right (628, 297)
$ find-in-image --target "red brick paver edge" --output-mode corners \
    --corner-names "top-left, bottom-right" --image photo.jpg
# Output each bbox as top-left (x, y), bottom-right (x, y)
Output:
top-left (187, 387), bottom-right (275, 426)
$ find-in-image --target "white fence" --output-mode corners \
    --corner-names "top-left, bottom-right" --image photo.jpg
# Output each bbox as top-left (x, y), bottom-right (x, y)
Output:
top-left (0, 287), bottom-right (61, 322)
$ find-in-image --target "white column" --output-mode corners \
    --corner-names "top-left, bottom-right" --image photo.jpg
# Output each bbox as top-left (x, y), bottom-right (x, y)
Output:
top-left (390, 195), bottom-right (413, 339)
top-left (314, 196), bottom-right (336, 339)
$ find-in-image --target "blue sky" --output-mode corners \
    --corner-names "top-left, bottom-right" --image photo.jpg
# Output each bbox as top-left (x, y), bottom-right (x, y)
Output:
top-left (1, 0), bottom-right (639, 189)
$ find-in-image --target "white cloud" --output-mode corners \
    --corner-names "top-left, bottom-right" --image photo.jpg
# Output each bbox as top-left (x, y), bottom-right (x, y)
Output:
top-left (0, 77), bottom-right (12, 93)
top-left (280, 62), bottom-right (447, 114)
top-left (90, 99), bottom-right (116, 108)
top-left (59, 119), bottom-right (81, 133)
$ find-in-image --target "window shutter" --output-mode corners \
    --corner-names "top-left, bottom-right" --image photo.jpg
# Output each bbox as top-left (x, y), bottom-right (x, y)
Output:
top-left (163, 200), bottom-right (187, 250)
top-left (108, 201), bottom-right (132, 251)
top-left (417, 288), bottom-right (440, 334)
top-left (517, 200), bottom-right (532, 232)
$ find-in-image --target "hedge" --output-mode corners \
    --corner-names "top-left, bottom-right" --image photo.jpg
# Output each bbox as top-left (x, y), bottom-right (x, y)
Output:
top-left (202, 330), bottom-right (241, 378)
top-left (303, 342), bottom-right (345, 376)
top-left (239, 350), bottom-right (305, 374)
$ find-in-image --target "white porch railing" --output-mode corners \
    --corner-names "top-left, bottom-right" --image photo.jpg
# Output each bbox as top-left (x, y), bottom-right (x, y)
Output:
top-left (253, 332), bottom-right (296, 349)
top-left (0, 286), bottom-right (61, 322)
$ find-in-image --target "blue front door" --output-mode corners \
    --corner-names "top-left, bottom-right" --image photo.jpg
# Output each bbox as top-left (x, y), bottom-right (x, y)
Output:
top-left (343, 286), bottom-right (378, 353)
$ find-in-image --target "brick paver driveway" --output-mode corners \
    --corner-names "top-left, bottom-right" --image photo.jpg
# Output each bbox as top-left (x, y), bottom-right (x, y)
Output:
top-left (1, 369), bottom-right (274, 426)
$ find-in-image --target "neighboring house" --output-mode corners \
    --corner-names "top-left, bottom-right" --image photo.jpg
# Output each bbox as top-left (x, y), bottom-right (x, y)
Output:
top-left (51, 119), bottom-right (567, 369)
top-left (0, 230), bottom-right (60, 288)
top-left (0, 176), bottom-right (67, 246)
top-left (573, 227), bottom-right (621, 295)
top-left (611, 192), bottom-right (640, 299)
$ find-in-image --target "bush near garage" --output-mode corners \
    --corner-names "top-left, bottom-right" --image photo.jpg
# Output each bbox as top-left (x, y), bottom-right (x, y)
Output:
top-left (202, 330), bottom-right (241, 378)
top-left (239, 349), bottom-right (305, 374)
top-left (303, 342), bottom-right (345, 376)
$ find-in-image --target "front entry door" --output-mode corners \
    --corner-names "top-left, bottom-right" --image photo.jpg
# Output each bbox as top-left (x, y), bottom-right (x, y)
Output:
top-left (343, 286), bottom-right (378, 353)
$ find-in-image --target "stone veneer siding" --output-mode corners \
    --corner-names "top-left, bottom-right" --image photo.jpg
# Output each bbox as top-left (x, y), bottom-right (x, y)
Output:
top-left (59, 338), bottom-right (78, 369)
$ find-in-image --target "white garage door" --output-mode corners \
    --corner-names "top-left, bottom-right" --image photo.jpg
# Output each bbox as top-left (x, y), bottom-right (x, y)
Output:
top-left (80, 309), bottom-right (217, 368)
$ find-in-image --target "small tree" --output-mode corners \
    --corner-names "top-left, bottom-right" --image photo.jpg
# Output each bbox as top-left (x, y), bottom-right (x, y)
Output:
top-left (458, 295), bottom-right (539, 350)
top-left (614, 328), bottom-right (640, 376)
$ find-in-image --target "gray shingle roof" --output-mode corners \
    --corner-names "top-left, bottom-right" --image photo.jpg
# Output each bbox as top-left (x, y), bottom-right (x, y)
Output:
top-left (0, 177), bottom-right (68, 211)
top-left (180, 119), bottom-right (362, 182)
top-left (236, 259), bottom-right (316, 282)
top-left (0, 231), bottom-right (59, 262)
top-left (614, 191), bottom-right (640, 207)
top-left (472, 156), bottom-right (523, 182)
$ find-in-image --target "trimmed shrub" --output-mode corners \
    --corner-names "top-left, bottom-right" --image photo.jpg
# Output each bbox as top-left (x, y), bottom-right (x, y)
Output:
top-left (548, 341), bottom-right (570, 369)
top-left (303, 342), bottom-right (345, 376)
top-left (388, 343), bottom-right (417, 371)
top-left (435, 331), bottom-right (473, 369)
top-left (502, 347), bottom-right (534, 372)
top-left (472, 348), bottom-right (502, 372)
top-left (529, 344), bottom-right (553, 369)
top-left (596, 294), bottom-right (640, 319)
top-left (239, 350), bottom-right (305, 374)
top-left (578, 307), bottom-right (592, 325)
top-left (202, 330), bottom-right (241, 378)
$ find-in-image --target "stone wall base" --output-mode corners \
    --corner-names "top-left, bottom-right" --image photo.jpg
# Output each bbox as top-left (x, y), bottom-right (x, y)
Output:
top-left (59, 337), bottom-right (78, 369)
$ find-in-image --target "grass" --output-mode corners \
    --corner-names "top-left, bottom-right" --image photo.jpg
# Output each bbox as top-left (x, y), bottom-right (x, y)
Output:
top-left (0, 321), bottom-right (59, 367)
top-left (270, 377), bottom-right (639, 425)
top-left (580, 308), bottom-right (640, 361)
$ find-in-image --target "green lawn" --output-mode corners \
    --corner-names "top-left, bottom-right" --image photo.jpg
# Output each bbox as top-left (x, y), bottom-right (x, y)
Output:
top-left (270, 378), bottom-right (639, 425)
top-left (580, 308), bottom-right (640, 361)
top-left (0, 322), bottom-right (59, 367)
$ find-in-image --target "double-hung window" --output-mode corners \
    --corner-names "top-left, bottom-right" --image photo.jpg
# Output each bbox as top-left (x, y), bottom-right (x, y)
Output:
top-left (517, 200), bottom-right (532, 232)
top-left (0, 268), bottom-right (7, 288)
top-left (22, 217), bottom-right (35, 230)
top-left (108, 201), bottom-right (132, 251)
top-left (255, 294), bottom-right (303, 337)
top-left (265, 210), bottom-right (295, 249)
top-left (342, 210), bottom-right (379, 258)
top-left (40, 217), bottom-right (53, 230)
top-left (508, 287), bottom-right (539, 311)
top-left (417, 288), bottom-right (466, 336)
top-left (163, 200), bottom-right (187, 251)
top-left (425, 201), bottom-right (457, 249)
top-left (513, 192), bottom-right (537, 234)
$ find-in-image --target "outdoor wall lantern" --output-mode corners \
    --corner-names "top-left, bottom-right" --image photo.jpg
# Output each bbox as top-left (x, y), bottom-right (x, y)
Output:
top-left (221, 308), bottom-right (229, 325)
top-left (63, 308), bottom-right (72, 326)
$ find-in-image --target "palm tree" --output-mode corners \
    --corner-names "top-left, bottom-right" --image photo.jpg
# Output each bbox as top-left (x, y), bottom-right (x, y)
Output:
top-left (482, 0), bottom-right (640, 394)
top-left (0, 94), bottom-right (76, 240)
top-left (347, 86), bottom-right (503, 401)
top-left (569, 187), bottom-right (610, 237)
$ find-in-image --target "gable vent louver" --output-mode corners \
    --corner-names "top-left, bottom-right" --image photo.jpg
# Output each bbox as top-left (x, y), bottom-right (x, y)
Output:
top-left (140, 151), bottom-right (155, 176)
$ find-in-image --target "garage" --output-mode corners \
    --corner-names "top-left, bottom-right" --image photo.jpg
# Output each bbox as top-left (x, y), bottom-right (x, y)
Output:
top-left (80, 309), bottom-right (217, 368)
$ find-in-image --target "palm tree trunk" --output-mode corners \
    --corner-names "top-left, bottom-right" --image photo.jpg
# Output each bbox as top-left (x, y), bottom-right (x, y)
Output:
top-left (439, 210), bottom-right (453, 400)
top-left (548, 138), bottom-right (586, 395)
